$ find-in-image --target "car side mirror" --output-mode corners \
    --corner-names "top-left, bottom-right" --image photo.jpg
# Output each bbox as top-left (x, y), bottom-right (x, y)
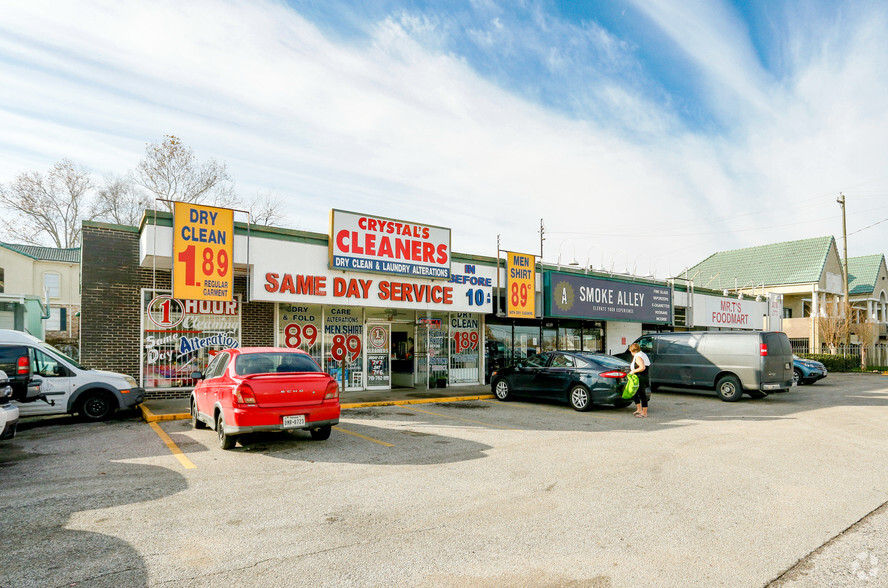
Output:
top-left (191, 371), bottom-right (204, 380)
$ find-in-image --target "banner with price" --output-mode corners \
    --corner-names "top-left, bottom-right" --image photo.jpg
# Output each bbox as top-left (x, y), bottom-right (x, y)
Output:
top-left (506, 251), bottom-right (536, 318)
top-left (173, 202), bottom-right (234, 302)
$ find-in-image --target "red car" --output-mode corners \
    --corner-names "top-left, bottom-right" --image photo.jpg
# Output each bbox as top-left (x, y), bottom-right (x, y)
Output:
top-left (190, 348), bottom-right (340, 449)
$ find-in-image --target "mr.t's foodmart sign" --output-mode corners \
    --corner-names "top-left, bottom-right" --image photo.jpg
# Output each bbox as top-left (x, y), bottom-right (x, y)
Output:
top-left (329, 209), bottom-right (451, 279)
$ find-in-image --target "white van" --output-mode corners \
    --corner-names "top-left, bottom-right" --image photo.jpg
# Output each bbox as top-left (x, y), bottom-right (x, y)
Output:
top-left (0, 330), bottom-right (144, 420)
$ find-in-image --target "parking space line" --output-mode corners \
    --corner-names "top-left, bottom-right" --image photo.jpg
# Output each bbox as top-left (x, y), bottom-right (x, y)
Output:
top-left (336, 426), bottom-right (395, 447)
top-left (480, 398), bottom-right (623, 421)
top-left (148, 422), bottom-right (197, 469)
top-left (403, 405), bottom-right (518, 430)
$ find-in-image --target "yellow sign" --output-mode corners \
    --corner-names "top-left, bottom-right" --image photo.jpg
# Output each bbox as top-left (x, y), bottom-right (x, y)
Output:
top-left (506, 251), bottom-right (535, 318)
top-left (173, 203), bottom-right (234, 302)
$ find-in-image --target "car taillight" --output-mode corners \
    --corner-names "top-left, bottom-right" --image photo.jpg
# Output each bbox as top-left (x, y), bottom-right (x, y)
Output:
top-left (325, 380), bottom-right (339, 400)
top-left (760, 343), bottom-right (768, 356)
top-left (233, 383), bottom-right (257, 406)
top-left (600, 370), bottom-right (627, 379)
top-left (17, 356), bottom-right (29, 375)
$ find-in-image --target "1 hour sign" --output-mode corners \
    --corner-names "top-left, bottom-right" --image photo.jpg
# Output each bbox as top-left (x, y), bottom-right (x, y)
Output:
top-left (173, 202), bottom-right (234, 302)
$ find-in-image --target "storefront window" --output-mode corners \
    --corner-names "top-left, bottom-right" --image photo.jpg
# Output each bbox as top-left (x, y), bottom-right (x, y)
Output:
top-left (278, 303), bottom-right (322, 366)
top-left (323, 306), bottom-right (363, 391)
top-left (513, 324), bottom-right (542, 361)
top-left (558, 322), bottom-right (582, 351)
top-left (582, 323), bottom-right (604, 352)
top-left (415, 312), bottom-right (448, 388)
top-left (450, 312), bottom-right (480, 384)
top-left (141, 290), bottom-right (241, 389)
top-left (485, 322), bottom-right (511, 383)
top-left (542, 323), bottom-right (557, 352)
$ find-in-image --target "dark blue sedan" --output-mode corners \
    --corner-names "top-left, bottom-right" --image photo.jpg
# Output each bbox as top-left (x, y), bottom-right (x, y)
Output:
top-left (793, 355), bottom-right (827, 385)
top-left (489, 351), bottom-right (632, 411)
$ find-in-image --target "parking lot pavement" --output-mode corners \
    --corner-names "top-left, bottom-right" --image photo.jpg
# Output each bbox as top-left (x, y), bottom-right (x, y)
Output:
top-left (1, 373), bottom-right (887, 587)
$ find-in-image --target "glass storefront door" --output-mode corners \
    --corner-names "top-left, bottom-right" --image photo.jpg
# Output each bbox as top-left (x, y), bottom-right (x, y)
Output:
top-left (365, 322), bottom-right (391, 389)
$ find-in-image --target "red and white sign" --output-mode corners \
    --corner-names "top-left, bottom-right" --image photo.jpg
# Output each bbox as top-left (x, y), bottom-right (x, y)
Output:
top-left (697, 295), bottom-right (766, 329)
top-left (329, 209), bottom-right (451, 279)
top-left (252, 238), bottom-right (494, 313)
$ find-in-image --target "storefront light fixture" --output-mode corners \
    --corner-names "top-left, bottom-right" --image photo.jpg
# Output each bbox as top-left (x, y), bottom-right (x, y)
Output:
top-left (557, 241), bottom-right (579, 268)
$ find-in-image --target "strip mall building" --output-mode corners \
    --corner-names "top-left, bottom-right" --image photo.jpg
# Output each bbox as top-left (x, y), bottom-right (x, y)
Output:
top-left (80, 208), bottom-right (780, 400)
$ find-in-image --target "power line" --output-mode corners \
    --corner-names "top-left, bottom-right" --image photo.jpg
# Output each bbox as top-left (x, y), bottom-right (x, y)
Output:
top-left (848, 216), bottom-right (888, 236)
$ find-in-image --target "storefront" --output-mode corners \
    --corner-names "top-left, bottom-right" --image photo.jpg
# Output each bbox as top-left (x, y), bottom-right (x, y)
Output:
top-left (135, 209), bottom-right (496, 393)
top-left (544, 271), bottom-right (673, 354)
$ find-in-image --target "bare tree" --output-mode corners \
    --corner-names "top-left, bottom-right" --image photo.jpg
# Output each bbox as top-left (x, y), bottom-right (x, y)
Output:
top-left (91, 175), bottom-right (150, 226)
top-left (134, 135), bottom-right (238, 210)
top-left (247, 191), bottom-right (287, 226)
top-left (816, 297), bottom-right (848, 355)
top-left (0, 159), bottom-right (92, 247)
top-left (851, 319), bottom-right (879, 369)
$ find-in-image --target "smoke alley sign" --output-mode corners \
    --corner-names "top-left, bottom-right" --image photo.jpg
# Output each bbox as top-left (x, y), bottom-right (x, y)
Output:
top-left (545, 272), bottom-right (672, 324)
top-left (329, 209), bottom-right (451, 279)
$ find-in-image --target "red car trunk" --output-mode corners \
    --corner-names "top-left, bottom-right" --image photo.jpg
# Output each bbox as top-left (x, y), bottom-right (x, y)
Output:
top-left (239, 372), bottom-right (334, 408)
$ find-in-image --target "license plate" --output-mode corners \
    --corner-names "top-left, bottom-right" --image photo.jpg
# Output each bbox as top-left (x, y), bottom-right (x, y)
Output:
top-left (283, 415), bottom-right (306, 428)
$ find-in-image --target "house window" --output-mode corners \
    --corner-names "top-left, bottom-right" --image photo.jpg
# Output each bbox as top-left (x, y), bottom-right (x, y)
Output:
top-left (43, 272), bottom-right (60, 299)
top-left (0, 267), bottom-right (4, 293)
top-left (783, 308), bottom-right (793, 319)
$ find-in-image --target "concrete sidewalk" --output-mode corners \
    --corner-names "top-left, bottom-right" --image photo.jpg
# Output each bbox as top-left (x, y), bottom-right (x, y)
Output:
top-left (139, 384), bottom-right (496, 422)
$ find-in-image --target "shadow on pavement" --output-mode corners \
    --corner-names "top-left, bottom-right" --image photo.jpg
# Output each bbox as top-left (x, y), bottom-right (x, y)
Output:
top-left (0, 422), bottom-right (188, 588)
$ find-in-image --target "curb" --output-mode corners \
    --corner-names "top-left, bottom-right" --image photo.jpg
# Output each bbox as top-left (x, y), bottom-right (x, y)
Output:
top-left (140, 404), bottom-right (191, 423)
top-left (139, 394), bottom-right (496, 423)
top-left (341, 394), bottom-right (495, 409)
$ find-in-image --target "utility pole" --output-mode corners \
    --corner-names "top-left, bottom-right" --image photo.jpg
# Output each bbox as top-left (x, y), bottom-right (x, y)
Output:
top-left (539, 219), bottom-right (545, 319)
top-left (837, 193), bottom-right (850, 349)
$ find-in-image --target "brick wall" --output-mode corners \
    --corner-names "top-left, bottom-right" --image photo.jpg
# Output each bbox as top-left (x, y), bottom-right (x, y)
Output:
top-left (81, 224), bottom-right (274, 400)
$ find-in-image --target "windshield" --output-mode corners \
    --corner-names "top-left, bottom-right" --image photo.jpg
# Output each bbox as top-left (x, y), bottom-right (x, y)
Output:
top-left (40, 341), bottom-right (85, 370)
top-left (234, 352), bottom-right (321, 376)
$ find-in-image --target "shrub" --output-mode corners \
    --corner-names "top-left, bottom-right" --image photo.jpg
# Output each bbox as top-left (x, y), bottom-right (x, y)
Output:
top-left (797, 353), bottom-right (857, 372)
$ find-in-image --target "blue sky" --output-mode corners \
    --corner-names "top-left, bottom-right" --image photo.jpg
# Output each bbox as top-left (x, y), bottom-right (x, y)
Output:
top-left (1, 0), bottom-right (887, 276)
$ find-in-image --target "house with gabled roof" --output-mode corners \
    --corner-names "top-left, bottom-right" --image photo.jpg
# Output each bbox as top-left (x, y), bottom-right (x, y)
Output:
top-left (0, 242), bottom-right (81, 355)
top-left (847, 254), bottom-right (888, 331)
top-left (686, 236), bottom-right (847, 351)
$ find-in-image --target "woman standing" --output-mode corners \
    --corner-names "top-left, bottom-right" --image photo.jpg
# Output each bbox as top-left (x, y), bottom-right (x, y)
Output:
top-left (628, 342), bottom-right (651, 417)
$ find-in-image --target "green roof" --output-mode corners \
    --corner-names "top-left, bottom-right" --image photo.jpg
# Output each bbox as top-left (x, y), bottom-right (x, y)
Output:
top-left (0, 242), bottom-right (80, 263)
top-left (687, 236), bottom-right (836, 290)
top-left (846, 254), bottom-right (885, 295)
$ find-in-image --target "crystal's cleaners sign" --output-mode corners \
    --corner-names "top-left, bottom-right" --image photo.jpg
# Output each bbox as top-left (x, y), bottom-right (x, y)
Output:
top-left (329, 209), bottom-right (451, 279)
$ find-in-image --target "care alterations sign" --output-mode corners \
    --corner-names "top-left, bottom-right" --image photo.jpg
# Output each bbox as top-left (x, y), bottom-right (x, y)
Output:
top-left (329, 209), bottom-right (451, 279)
top-left (172, 202), bottom-right (234, 302)
top-left (506, 251), bottom-right (536, 318)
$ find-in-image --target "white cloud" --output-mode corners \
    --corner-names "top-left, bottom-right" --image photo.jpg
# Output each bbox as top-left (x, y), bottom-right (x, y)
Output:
top-left (0, 0), bottom-right (886, 276)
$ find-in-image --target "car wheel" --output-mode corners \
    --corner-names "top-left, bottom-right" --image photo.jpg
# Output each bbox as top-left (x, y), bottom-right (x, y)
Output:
top-left (569, 385), bottom-right (592, 412)
top-left (217, 413), bottom-right (236, 450)
top-left (78, 390), bottom-right (116, 421)
top-left (793, 369), bottom-right (803, 385)
top-left (493, 379), bottom-right (512, 401)
top-left (716, 375), bottom-right (743, 402)
top-left (310, 425), bottom-right (332, 441)
top-left (191, 399), bottom-right (206, 429)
